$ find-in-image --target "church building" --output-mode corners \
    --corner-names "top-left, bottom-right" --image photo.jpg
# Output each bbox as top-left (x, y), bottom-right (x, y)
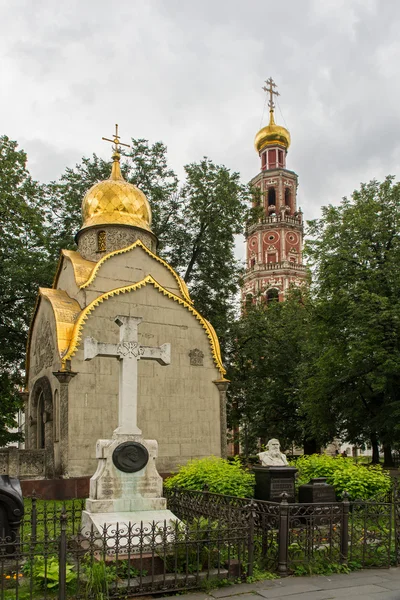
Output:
top-left (243, 79), bottom-right (307, 302)
top-left (24, 129), bottom-right (228, 481)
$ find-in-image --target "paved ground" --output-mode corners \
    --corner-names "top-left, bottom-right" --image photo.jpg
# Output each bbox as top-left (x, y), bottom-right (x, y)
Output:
top-left (170, 569), bottom-right (400, 600)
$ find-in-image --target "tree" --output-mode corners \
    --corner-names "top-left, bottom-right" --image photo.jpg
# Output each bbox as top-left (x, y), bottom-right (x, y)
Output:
top-left (304, 177), bottom-right (400, 464)
top-left (226, 286), bottom-right (312, 455)
top-left (164, 158), bottom-right (249, 346)
top-left (0, 135), bottom-right (53, 444)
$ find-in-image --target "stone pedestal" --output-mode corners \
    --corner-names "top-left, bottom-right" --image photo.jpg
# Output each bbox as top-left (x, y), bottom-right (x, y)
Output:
top-left (81, 434), bottom-right (177, 543)
top-left (298, 477), bottom-right (336, 503)
top-left (253, 466), bottom-right (297, 502)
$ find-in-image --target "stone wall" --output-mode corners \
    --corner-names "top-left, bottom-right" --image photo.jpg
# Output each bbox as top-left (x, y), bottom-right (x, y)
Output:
top-left (0, 447), bottom-right (45, 479)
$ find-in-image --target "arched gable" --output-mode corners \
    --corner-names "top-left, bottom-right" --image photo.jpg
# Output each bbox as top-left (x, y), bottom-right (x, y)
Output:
top-left (79, 240), bottom-right (193, 304)
top-left (63, 275), bottom-right (226, 376)
top-left (52, 250), bottom-right (96, 289)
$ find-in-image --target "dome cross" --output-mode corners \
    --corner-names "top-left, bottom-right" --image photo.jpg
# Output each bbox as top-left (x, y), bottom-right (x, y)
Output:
top-left (262, 77), bottom-right (280, 111)
top-left (102, 124), bottom-right (130, 159)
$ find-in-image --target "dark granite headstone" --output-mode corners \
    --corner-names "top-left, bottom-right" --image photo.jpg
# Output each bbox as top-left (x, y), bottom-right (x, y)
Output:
top-left (253, 466), bottom-right (297, 502)
top-left (298, 477), bottom-right (336, 503)
top-left (0, 476), bottom-right (24, 554)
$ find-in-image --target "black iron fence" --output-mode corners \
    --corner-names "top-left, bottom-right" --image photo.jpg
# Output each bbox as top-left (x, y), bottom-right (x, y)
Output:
top-left (0, 489), bottom-right (398, 599)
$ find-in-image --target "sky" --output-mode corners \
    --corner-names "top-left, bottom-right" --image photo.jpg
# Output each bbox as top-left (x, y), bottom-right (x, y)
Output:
top-left (1, 0), bottom-right (400, 261)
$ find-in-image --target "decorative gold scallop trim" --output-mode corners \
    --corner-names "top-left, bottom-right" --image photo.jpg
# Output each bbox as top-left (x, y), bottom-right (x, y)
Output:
top-left (79, 239), bottom-right (193, 304)
top-left (62, 275), bottom-right (225, 376)
top-left (25, 288), bottom-right (81, 383)
top-left (52, 250), bottom-right (96, 289)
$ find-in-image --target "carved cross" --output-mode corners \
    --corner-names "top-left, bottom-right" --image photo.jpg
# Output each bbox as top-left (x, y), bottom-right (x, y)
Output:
top-left (84, 316), bottom-right (171, 436)
top-left (262, 77), bottom-right (279, 110)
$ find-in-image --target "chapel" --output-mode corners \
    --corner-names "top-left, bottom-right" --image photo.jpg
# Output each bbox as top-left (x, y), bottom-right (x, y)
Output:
top-left (24, 128), bottom-right (228, 480)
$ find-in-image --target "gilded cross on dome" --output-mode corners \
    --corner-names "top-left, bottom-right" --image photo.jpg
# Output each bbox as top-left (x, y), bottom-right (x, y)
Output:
top-left (102, 124), bottom-right (130, 158)
top-left (262, 77), bottom-right (280, 111)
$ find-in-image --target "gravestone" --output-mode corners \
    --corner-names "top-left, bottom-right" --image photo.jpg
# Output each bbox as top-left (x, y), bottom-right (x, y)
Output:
top-left (254, 439), bottom-right (297, 502)
top-left (253, 466), bottom-right (297, 502)
top-left (0, 476), bottom-right (24, 554)
top-left (81, 315), bottom-right (177, 543)
top-left (298, 477), bottom-right (336, 503)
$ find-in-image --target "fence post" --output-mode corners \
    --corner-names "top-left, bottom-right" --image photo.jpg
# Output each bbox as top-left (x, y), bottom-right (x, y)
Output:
top-left (278, 493), bottom-right (289, 576)
top-left (31, 490), bottom-right (37, 543)
top-left (394, 479), bottom-right (399, 567)
top-left (246, 500), bottom-right (256, 578)
top-left (340, 491), bottom-right (349, 565)
top-left (58, 507), bottom-right (67, 600)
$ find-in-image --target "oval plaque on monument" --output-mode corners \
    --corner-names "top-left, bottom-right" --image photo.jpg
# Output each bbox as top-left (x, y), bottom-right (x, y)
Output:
top-left (112, 442), bottom-right (149, 473)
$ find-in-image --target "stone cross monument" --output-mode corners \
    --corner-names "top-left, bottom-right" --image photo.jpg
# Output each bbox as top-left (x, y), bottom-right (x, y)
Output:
top-left (81, 315), bottom-right (177, 541)
top-left (84, 316), bottom-right (171, 436)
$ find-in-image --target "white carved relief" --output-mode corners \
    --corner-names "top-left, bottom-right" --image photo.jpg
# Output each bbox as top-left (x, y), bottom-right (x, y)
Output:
top-left (33, 320), bottom-right (55, 375)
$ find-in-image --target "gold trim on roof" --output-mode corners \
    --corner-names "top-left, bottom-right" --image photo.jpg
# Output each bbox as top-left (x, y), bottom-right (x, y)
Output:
top-left (40, 289), bottom-right (81, 358)
top-left (63, 275), bottom-right (225, 376)
top-left (25, 288), bottom-right (82, 383)
top-left (53, 250), bottom-right (96, 289)
top-left (80, 239), bottom-right (193, 305)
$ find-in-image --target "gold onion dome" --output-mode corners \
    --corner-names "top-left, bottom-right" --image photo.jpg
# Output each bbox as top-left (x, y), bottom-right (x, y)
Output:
top-left (254, 110), bottom-right (291, 154)
top-left (81, 153), bottom-right (152, 233)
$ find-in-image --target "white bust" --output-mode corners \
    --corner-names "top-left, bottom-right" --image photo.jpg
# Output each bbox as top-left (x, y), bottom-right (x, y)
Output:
top-left (258, 438), bottom-right (288, 467)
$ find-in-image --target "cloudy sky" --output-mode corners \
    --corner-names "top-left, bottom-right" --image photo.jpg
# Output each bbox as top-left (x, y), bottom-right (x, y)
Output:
top-left (1, 0), bottom-right (400, 259)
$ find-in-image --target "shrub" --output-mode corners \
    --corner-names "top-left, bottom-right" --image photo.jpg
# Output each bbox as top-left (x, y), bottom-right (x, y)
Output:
top-left (164, 456), bottom-right (255, 497)
top-left (292, 454), bottom-right (391, 500)
top-left (23, 555), bottom-right (76, 589)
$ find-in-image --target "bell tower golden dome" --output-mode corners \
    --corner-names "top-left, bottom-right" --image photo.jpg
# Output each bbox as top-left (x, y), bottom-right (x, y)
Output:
top-left (76, 125), bottom-right (157, 261)
top-left (254, 77), bottom-right (291, 155)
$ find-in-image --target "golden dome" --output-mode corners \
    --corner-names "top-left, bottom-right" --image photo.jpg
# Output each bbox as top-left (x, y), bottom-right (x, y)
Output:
top-left (254, 110), bottom-right (291, 154)
top-left (81, 156), bottom-right (152, 232)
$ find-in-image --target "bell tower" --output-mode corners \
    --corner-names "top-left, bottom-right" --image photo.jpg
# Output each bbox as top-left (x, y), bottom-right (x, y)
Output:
top-left (243, 78), bottom-right (307, 303)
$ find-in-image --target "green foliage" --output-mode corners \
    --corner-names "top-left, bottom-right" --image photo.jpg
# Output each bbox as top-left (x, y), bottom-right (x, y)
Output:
top-left (226, 286), bottom-right (312, 453)
top-left (82, 559), bottom-right (116, 599)
top-left (304, 176), bottom-right (400, 456)
top-left (293, 454), bottom-right (391, 500)
top-left (23, 555), bottom-right (76, 589)
top-left (0, 135), bottom-right (54, 444)
top-left (164, 456), bottom-right (255, 497)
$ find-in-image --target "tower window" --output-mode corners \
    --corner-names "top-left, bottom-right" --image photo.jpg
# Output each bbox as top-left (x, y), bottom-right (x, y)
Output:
top-left (267, 188), bottom-right (276, 207)
top-left (278, 150), bottom-right (284, 167)
top-left (266, 288), bottom-right (279, 303)
top-left (97, 230), bottom-right (106, 252)
top-left (261, 152), bottom-right (267, 170)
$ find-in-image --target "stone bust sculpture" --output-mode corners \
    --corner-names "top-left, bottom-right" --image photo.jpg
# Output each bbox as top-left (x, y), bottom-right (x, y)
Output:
top-left (258, 438), bottom-right (288, 467)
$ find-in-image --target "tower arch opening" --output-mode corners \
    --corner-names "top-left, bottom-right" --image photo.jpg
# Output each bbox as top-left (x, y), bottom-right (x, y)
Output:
top-left (266, 288), bottom-right (279, 303)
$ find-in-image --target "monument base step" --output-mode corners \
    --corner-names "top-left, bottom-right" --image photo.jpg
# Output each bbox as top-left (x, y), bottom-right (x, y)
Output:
top-left (81, 509), bottom-right (180, 551)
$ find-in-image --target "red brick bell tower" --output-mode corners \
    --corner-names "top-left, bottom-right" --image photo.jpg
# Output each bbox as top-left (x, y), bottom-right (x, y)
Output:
top-left (243, 78), bottom-right (307, 303)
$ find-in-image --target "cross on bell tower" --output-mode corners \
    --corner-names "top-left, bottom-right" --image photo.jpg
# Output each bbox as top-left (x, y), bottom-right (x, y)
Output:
top-left (242, 78), bottom-right (307, 304)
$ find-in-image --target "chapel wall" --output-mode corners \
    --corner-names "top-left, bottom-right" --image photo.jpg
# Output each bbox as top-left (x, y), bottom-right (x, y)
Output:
top-left (67, 285), bottom-right (221, 476)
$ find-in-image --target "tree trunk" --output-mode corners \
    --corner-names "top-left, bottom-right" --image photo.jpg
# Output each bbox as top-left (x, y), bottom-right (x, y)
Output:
top-left (370, 432), bottom-right (380, 464)
top-left (383, 443), bottom-right (394, 468)
top-left (303, 438), bottom-right (319, 455)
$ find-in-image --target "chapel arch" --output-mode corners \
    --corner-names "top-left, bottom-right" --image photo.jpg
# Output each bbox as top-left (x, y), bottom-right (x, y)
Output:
top-left (29, 376), bottom-right (55, 477)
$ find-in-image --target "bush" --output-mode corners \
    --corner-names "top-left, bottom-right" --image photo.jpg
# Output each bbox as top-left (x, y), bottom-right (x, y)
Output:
top-left (164, 456), bottom-right (255, 497)
top-left (292, 454), bottom-right (391, 500)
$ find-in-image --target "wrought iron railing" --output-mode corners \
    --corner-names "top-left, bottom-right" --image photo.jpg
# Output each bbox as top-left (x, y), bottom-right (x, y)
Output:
top-left (0, 489), bottom-right (397, 599)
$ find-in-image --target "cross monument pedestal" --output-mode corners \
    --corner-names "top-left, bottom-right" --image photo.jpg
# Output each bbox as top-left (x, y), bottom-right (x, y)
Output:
top-left (80, 315), bottom-right (178, 544)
